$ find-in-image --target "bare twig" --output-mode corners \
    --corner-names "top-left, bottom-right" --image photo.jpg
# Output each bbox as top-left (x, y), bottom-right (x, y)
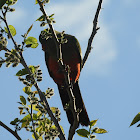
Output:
top-left (82, 0), bottom-right (103, 69)
top-left (0, 121), bottom-right (22, 140)
top-left (37, 0), bottom-right (79, 139)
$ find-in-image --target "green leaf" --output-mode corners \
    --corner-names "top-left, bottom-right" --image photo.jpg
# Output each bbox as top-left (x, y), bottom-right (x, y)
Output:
top-left (27, 24), bottom-right (33, 35)
top-left (130, 112), bottom-right (140, 126)
top-left (36, 126), bottom-right (43, 134)
top-left (33, 114), bottom-right (38, 120)
top-left (51, 107), bottom-right (57, 113)
top-left (10, 118), bottom-right (19, 125)
top-left (21, 114), bottom-right (31, 128)
top-left (90, 120), bottom-right (98, 127)
top-left (37, 111), bottom-right (42, 118)
top-left (94, 128), bottom-right (107, 134)
top-left (16, 65), bottom-right (36, 76)
top-left (76, 129), bottom-right (90, 138)
top-left (29, 65), bottom-right (36, 73)
top-left (16, 68), bottom-right (28, 76)
top-left (0, 0), bottom-right (7, 9)
top-left (25, 37), bottom-right (38, 48)
top-left (20, 96), bottom-right (26, 105)
top-left (36, 15), bottom-right (46, 21)
top-left (20, 108), bottom-right (23, 115)
top-left (23, 86), bottom-right (31, 95)
top-left (35, 0), bottom-right (38, 4)
top-left (21, 114), bottom-right (31, 122)
top-left (5, 25), bottom-right (16, 36)
top-left (50, 125), bottom-right (56, 130)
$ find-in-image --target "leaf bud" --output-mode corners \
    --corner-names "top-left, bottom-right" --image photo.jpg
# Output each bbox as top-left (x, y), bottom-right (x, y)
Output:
top-left (37, 69), bottom-right (42, 72)
top-left (18, 107), bottom-right (24, 110)
top-left (12, 63), bottom-right (19, 67)
top-left (9, 8), bottom-right (15, 12)
top-left (0, 60), bottom-right (5, 64)
top-left (34, 65), bottom-right (40, 69)
top-left (92, 127), bottom-right (99, 133)
top-left (6, 62), bottom-right (11, 67)
top-left (90, 134), bottom-right (96, 139)
top-left (18, 76), bottom-right (24, 81)
top-left (21, 112), bottom-right (26, 114)
top-left (37, 72), bottom-right (42, 76)
top-left (37, 76), bottom-right (42, 82)
top-left (40, 22), bottom-right (47, 27)
top-left (26, 128), bottom-right (30, 131)
top-left (23, 80), bottom-right (30, 86)
top-left (26, 74), bottom-right (31, 82)
top-left (25, 44), bottom-right (32, 48)
top-left (5, 52), bottom-right (11, 57)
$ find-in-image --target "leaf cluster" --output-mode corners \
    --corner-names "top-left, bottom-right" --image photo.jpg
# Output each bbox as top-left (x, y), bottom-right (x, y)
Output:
top-left (0, 23), bottom-right (39, 68)
top-left (76, 120), bottom-right (107, 140)
top-left (0, 0), bottom-right (17, 9)
top-left (17, 65), bottom-right (43, 86)
top-left (37, 14), bottom-right (56, 27)
top-left (10, 86), bottom-right (61, 140)
top-left (0, 4), bottom-right (63, 139)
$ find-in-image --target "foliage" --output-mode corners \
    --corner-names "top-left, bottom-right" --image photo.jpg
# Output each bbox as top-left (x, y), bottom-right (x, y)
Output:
top-left (0, 1), bottom-right (61, 139)
top-left (10, 86), bottom-right (60, 139)
top-left (76, 120), bottom-right (107, 140)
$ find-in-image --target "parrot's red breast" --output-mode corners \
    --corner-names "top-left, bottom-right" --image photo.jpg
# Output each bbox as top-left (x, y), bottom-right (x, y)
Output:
top-left (47, 55), bottom-right (81, 85)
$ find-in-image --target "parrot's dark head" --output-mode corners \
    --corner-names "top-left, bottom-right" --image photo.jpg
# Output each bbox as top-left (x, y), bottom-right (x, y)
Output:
top-left (39, 29), bottom-right (51, 51)
top-left (39, 29), bottom-right (62, 58)
top-left (39, 29), bottom-right (67, 54)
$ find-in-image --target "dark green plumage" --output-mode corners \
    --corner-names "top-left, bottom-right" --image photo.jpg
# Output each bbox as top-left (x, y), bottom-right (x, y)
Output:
top-left (39, 30), bottom-right (90, 126)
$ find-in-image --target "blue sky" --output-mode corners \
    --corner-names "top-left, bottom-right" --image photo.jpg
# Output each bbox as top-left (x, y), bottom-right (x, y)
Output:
top-left (0, 0), bottom-right (140, 139)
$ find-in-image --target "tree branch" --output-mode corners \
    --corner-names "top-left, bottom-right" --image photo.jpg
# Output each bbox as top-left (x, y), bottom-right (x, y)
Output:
top-left (0, 121), bottom-right (22, 140)
top-left (20, 53), bottom-right (66, 140)
top-left (37, 0), bottom-right (79, 139)
top-left (1, 5), bottom-right (66, 140)
top-left (81, 0), bottom-right (103, 69)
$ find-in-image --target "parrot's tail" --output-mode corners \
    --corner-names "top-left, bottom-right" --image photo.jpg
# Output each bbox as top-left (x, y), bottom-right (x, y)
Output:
top-left (58, 81), bottom-right (90, 126)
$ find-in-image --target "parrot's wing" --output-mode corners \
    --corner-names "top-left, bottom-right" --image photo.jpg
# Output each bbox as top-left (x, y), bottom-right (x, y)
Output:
top-left (65, 34), bottom-right (83, 70)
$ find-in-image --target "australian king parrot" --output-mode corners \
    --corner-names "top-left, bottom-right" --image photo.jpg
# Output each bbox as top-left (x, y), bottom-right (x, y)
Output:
top-left (39, 30), bottom-right (90, 126)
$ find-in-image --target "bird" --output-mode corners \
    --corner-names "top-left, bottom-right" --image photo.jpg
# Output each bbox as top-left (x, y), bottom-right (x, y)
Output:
top-left (39, 30), bottom-right (90, 126)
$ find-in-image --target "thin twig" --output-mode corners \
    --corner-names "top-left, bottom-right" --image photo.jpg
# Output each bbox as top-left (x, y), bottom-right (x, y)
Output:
top-left (0, 121), bottom-right (22, 140)
top-left (82, 0), bottom-right (103, 69)
top-left (37, 1), bottom-right (79, 139)
top-left (30, 104), bottom-right (38, 140)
